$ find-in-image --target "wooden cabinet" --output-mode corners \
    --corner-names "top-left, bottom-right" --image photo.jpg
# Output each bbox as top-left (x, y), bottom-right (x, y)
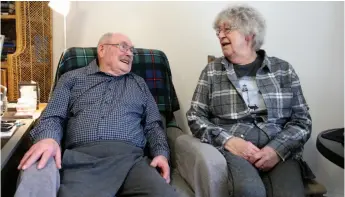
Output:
top-left (1, 1), bottom-right (52, 102)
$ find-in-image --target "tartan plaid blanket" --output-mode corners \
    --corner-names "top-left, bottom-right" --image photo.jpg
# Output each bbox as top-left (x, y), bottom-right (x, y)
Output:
top-left (54, 47), bottom-right (180, 121)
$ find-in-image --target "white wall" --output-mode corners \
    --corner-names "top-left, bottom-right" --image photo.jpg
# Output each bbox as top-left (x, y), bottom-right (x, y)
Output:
top-left (52, 11), bottom-right (64, 78)
top-left (53, 1), bottom-right (344, 196)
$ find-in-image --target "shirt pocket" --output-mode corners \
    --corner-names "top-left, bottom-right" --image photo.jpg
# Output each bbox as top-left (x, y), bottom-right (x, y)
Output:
top-left (210, 91), bottom-right (246, 117)
top-left (69, 88), bottom-right (100, 117)
top-left (210, 93), bottom-right (230, 116)
top-left (115, 87), bottom-right (146, 117)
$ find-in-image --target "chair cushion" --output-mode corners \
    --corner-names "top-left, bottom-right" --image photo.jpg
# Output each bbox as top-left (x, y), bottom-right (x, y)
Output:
top-left (171, 169), bottom-right (194, 197)
top-left (54, 47), bottom-right (180, 115)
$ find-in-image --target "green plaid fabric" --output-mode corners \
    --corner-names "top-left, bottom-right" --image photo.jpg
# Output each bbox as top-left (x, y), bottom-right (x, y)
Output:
top-left (54, 47), bottom-right (180, 127)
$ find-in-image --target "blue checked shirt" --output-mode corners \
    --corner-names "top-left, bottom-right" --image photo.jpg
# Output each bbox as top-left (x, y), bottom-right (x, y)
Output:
top-left (30, 60), bottom-right (169, 159)
top-left (186, 50), bottom-right (312, 160)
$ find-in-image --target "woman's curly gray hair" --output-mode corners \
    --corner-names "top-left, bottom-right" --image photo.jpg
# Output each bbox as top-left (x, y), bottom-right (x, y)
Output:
top-left (213, 4), bottom-right (266, 51)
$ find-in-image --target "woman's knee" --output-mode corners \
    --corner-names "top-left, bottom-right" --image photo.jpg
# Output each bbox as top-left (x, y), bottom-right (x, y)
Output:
top-left (231, 179), bottom-right (266, 197)
top-left (225, 152), bottom-right (266, 197)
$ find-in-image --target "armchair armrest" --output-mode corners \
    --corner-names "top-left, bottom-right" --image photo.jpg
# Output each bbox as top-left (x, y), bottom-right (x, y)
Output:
top-left (167, 126), bottom-right (184, 169)
top-left (175, 134), bottom-right (229, 197)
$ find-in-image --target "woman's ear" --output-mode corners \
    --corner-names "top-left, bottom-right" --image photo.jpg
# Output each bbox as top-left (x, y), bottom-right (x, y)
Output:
top-left (245, 34), bottom-right (255, 42)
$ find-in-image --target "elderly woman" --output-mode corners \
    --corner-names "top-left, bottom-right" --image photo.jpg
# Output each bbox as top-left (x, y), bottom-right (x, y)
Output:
top-left (186, 4), bottom-right (314, 197)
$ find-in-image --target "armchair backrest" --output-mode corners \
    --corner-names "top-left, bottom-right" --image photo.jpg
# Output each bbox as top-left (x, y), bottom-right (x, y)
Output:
top-left (54, 47), bottom-right (180, 123)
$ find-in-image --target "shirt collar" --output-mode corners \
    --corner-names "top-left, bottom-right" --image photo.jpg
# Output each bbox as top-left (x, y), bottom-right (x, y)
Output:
top-left (86, 59), bottom-right (100, 75)
top-left (85, 59), bottom-right (128, 80)
top-left (221, 49), bottom-right (272, 72)
top-left (258, 49), bottom-right (272, 72)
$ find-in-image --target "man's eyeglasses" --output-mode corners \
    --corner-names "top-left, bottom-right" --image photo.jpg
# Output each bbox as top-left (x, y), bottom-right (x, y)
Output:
top-left (215, 26), bottom-right (237, 36)
top-left (103, 43), bottom-right (136, 53)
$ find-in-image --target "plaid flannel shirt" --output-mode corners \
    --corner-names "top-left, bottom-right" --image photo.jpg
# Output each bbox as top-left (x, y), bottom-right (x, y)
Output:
top-left (186, 50), bottom-right (312, 160)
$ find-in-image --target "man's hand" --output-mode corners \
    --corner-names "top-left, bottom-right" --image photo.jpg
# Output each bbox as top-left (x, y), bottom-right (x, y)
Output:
top-left (249, 146), bottom-right (281, 171)
top-left (18, 138), bottom-right (61, 170)
top-left (150, 155), bottom-right (170, 184)
top-left (224, 137), bottom-right (260, 160)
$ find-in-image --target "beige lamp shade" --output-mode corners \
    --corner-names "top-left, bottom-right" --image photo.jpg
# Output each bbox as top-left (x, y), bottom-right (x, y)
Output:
top-left (49, 0), bottom-right (70, 51)
top-left (48, 0), bottom-right (70, 16)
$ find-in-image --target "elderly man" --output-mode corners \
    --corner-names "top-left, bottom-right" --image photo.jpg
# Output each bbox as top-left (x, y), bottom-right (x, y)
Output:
top-left (15, 33), bottom-right (177, 197)
top-left (187, 4), bottom-right (314, 197)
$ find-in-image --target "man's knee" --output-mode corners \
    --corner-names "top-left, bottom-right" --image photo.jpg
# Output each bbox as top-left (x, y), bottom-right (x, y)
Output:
top-left (119, 158), bottom-right (178, 197)
top-left (15, 158), bottom-right (60, 197)
top-left (19, 158), bottom-right (59, 182)
top-left (150, 182), bottom-right (178, 197)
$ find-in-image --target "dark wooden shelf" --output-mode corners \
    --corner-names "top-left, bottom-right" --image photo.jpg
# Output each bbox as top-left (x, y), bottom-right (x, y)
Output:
top-left (1, 15), bottom-right (16, 20)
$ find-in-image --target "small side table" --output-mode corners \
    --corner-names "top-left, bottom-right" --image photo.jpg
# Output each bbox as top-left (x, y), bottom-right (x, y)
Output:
top-left (316, 128), bottom-right (344, 168)
top-left (1, 103), bottom-right (47, 197)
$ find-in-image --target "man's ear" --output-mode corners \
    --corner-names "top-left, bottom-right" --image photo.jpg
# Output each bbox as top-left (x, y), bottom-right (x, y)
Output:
top-left (97, 45), bottom-right (104, 58)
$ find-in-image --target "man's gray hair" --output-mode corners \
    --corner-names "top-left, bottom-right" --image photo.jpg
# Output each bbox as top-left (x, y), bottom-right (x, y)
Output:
top-left (98, 32), bottom-right (114, 46)
top-left (213, 4), bottom-right (266, 50)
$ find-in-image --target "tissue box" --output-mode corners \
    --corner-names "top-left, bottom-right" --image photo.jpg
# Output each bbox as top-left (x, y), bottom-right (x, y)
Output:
top-left (18, 81), bottom-right (40, 109)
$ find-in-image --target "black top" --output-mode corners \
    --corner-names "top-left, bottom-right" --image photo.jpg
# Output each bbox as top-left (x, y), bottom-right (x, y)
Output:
top-left (233, 55), bottom-right (263, 78)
